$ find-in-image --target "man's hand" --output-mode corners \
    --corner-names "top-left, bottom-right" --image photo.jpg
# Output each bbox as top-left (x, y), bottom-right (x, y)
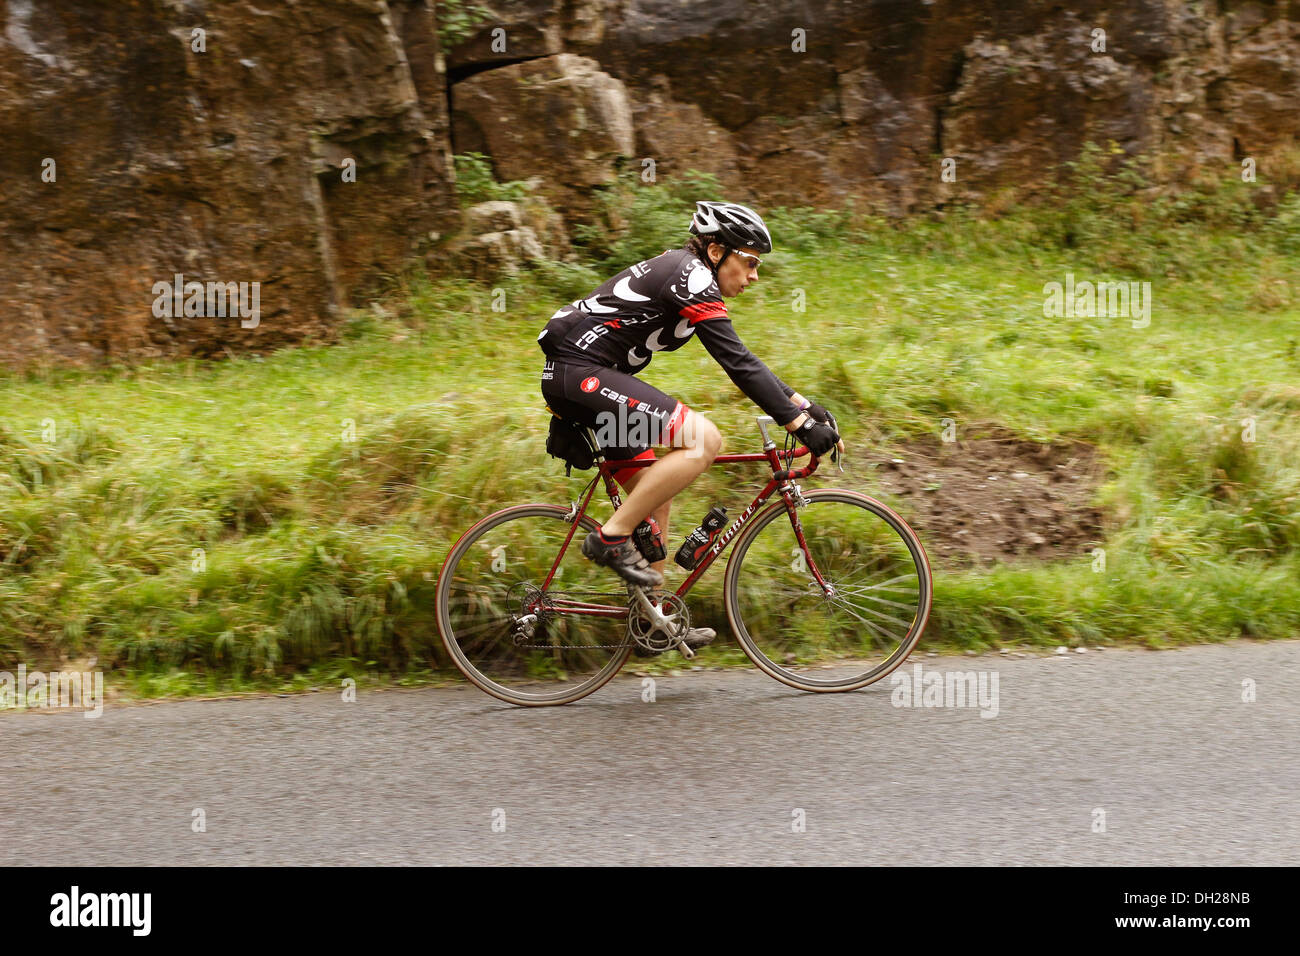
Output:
top-left (795, 417), bottom-right (840, 457)
top-left (805, 401), bottom-right (833, 425)
top-left (793, 401), bottom-right (845, 458)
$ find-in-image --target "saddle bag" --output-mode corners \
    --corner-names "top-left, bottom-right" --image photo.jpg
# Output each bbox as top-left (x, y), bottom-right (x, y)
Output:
top-left (546, 415), bottom-right (596, 475)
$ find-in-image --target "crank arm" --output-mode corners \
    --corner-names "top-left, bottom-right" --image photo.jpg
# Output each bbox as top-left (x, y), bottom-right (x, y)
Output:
top-left (630, 587), bottom-right (666, 624)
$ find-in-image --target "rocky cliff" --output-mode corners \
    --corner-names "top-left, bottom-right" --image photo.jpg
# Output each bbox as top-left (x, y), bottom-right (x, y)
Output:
top-left (0, 0), bottom-right (457, 366)
top-left (1, 0), bottom-right (1296, 366)
top-left (452, 0), bottom-right (1297, 208)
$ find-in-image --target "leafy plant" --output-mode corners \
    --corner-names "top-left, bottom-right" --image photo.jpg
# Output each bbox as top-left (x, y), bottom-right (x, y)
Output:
top-left (452, 152), bottom-right (530, 207)
top-left (569, 168), bottom-right (776, 270)
top-left (435, 0), bottom-right (495, 49)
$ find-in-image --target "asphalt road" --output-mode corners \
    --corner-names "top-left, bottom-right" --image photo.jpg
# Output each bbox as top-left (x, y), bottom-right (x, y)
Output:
top-left (3, 640), bottom-right (1297, 865)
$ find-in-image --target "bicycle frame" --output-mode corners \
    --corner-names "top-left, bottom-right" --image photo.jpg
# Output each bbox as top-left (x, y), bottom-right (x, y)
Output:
top-left (537, 417), bottom-right (830, 620)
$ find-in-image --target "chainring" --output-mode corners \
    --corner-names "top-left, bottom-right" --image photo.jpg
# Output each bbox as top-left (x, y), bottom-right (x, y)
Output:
top-left (626, 590), bottom-right (691, 654)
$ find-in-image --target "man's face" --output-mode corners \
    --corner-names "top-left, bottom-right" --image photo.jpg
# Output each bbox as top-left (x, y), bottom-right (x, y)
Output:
top-left (709, 243), bottom-right (762, 298)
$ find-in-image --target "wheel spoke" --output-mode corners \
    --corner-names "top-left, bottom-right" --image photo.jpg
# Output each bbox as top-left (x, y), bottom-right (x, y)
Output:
top-left (830, 590), bottom-right (918, 612)
top-left (825, 596), bottom-right (912, 639)
top-left (823, 597), bottom-right (901, 645)
top-left (827, 587), bottom-right (919, 617)
top-left (828, 572), bottom-right (917, 590)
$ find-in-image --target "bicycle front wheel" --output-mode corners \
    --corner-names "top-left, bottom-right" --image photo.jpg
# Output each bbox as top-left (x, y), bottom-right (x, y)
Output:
top-left (436, 504), bottom-right (633, 706)
top-left (724, 489), bottom-right (931, 692)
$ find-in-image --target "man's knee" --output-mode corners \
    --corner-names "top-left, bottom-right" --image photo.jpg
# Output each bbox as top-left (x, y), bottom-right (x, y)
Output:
top-left (705, 420), bottom-right (724, 457)
top-left (681, 412), bottom-right (722, 462)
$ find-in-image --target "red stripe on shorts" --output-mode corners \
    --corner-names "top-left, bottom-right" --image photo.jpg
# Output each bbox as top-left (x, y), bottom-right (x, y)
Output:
top-left (663, 402), bottom-right (688, 445)
top-left (612, 448), bottom-right (657, 487)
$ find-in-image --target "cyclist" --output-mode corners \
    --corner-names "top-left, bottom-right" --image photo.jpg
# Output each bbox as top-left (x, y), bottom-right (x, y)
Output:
top-left (539, 201), bottom-right (843, 646)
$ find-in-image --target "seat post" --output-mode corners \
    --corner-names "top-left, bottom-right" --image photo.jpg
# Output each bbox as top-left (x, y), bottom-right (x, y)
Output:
top-left (584, 427), bottom-right (604, 462)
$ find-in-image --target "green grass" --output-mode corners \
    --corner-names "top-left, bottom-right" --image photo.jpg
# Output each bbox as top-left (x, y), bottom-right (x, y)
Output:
top-left (2, 157), bottom-right (1299, 696)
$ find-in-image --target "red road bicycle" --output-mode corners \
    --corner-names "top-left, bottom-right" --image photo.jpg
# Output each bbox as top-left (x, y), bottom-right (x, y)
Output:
top-left (436, 416), bottom-right (932, 706)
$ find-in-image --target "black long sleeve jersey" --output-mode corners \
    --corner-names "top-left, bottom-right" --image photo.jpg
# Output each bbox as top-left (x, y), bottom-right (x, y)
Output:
top-left (537, 248), bottom-right (802, 425)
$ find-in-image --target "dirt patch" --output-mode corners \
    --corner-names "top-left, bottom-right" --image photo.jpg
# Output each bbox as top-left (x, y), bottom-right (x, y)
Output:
top-left (850, 431), bottom-right (1106, 567)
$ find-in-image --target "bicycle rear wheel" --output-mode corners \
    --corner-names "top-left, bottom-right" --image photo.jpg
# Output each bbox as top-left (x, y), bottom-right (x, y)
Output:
top-left (724, 489), bottom-right (931, 692)
top-left (436, 504), bottom-right (633, 706)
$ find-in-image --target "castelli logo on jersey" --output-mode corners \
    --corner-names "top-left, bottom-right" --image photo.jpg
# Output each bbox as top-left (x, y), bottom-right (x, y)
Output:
top-left (580, 376), bottom-right (600, 393)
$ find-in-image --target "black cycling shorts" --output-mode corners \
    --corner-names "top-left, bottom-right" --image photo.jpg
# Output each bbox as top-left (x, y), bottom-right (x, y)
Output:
top-left (541, 359), bottom-right (688, 470)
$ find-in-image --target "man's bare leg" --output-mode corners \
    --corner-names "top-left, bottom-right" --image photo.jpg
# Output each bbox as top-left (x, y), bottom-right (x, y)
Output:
top-left (611, 470), bottom-right (672, 578)
top-left (599, 412), bottom-right (722, 544)
top-left (599, 412), bottom-right (721, 649)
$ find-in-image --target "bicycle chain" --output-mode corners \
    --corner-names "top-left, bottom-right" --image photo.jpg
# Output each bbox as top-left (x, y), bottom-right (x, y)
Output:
top-left (511, 640), bottom-right (633, 649)
top-left (510, 588), bottom-right (686, 650)
top-left (511, 589), bottom-right (637, 649)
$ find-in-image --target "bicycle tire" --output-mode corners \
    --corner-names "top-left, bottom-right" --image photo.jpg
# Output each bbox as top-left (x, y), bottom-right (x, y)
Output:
top-left (723, 488), bottom-right (932, 692)
top-left (436, 504), bottom-right (633, 706)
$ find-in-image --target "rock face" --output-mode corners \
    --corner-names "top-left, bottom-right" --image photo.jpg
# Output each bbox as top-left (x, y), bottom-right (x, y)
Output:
top-left (454, 200), bottom-right (547, 278)
top-left (556, 0), bottom-right (1299, 209)
top-left (442, 0), bottom-right (606, 70)
top-left (0, 0), bottom-right (457, 366)
top-left (451, 53), bottom-right (635, 220)
top-left (1, 0), bottom-right (1297, 366)
top-left (632, 75), bottom-right (741, 189)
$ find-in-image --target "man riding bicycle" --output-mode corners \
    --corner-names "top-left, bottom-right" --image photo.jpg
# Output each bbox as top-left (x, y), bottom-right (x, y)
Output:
top-left (538, 201), bottom-right (844, 649)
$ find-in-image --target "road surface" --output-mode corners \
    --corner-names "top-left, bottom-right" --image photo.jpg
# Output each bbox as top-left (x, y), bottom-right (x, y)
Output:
top-left (3, 640), bottom-right (1296, 865)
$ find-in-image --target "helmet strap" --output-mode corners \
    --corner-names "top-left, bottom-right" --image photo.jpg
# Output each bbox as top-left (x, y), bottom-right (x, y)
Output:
top-left (706, 241), bottom-right (731, 278)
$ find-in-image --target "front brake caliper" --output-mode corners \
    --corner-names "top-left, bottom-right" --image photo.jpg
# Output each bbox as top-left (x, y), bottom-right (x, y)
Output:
top-left (788, 482), bottom-right (810, 509)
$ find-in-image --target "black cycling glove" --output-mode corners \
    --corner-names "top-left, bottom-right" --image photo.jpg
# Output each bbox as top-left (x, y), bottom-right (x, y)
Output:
top-left (805, 401), bottom-right (832, 424)
top-left (796, 417), bottom-right (840, 457)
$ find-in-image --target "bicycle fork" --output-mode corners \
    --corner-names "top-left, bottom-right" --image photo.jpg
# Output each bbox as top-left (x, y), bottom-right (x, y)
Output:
top-left (784, 500), bottom-right (836, 600)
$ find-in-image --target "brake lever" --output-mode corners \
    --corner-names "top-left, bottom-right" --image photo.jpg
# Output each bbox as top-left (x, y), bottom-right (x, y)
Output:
top-left (827, 413), bottom-right (844, 472)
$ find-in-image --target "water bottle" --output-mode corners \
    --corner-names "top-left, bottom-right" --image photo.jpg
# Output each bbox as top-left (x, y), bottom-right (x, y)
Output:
top-left (632, 517), bottom-right (666, 563)
top-left (674, 506), bottom-right (728, 570)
